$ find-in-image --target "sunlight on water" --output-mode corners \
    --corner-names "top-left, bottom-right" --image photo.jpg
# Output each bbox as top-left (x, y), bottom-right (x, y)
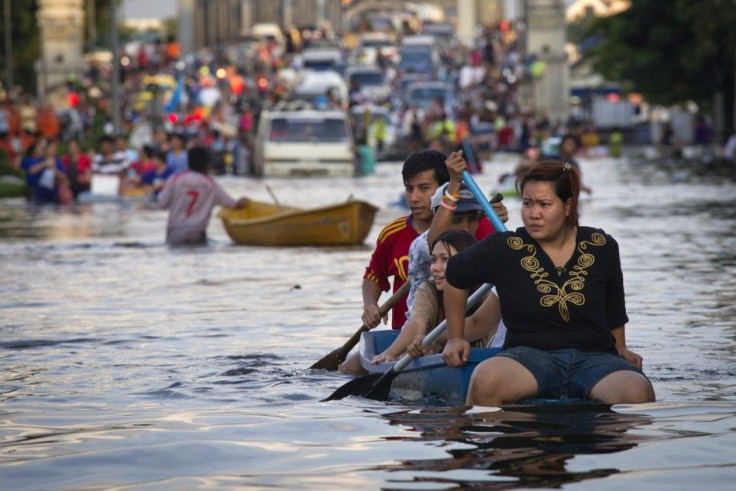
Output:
top-left (1, 157), bottom-right (735, 488)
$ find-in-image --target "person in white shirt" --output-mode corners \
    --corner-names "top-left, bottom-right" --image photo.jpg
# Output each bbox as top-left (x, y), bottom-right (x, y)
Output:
top-left (158, 146), bottom-right (249, 246)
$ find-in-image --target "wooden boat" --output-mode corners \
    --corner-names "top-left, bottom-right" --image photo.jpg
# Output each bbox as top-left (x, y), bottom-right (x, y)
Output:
top-left (359, 329), bottom-right (501, 404)
top-left (218, 199), bottom-right (379, 246)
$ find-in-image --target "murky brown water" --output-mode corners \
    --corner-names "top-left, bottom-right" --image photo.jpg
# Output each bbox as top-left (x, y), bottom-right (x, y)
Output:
top-left (1, 155), bottom-right (735, 489)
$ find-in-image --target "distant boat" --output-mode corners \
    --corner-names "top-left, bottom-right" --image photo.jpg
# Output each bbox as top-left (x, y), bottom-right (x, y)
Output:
top-left (218, 199), bottom-right (379, 246)
top-left (492, 173), bottom-right (519, 198)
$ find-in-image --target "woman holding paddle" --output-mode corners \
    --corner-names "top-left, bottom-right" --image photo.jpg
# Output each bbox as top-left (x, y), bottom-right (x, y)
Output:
top-left (371, 230), bottom-right (502, 364)
top-left (441, 160), bottom-right (656, 406)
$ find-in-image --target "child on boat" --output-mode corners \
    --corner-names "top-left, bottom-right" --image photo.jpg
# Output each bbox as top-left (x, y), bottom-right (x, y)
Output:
top-left (371, 230), bottom-right (503, 363)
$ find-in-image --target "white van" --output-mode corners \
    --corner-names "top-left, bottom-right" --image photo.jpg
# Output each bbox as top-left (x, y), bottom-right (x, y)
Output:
top-left (254, 108), bottom-right (355, 177)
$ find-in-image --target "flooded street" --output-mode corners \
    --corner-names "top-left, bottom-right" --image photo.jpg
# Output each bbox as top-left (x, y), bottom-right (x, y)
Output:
top-left (1, 155), bottom-right (735, 489)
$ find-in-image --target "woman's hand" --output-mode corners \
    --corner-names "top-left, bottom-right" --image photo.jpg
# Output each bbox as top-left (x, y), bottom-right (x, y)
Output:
top-left (406, 335), bottom-right (426, 358)
top-left (371, 353), bottom-right (395, 364)
top-left (442, 337), bottom-right (470, 367)
top-left (617, 346), bottom-right (643, 369)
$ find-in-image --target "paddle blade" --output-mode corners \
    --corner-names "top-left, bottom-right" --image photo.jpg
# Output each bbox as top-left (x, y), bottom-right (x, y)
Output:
top-left (322, 373), bottom-right (383, 402)
top-left (360, 370), bottom-right (395, 401)
top-left (322, 368), bottom-right (398, 402)
top-left (309, 348), bottom-right (346, 371)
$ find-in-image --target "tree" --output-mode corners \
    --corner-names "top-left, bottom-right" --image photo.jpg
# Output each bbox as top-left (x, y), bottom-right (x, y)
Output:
top-left (0, 0), bottom-right (40, 94)
top-left (583, 0), bottom-right (736, 141)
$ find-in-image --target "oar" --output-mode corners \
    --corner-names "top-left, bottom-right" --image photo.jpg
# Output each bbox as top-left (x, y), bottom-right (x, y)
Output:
top-left (324, 172), bottom-right (506, 401)
top-left (266, 185), bottom-right (283, 211)
top-left (310, 281), bottom-right (410, 371)
top-left (323, 284), bottom-right (494, 401)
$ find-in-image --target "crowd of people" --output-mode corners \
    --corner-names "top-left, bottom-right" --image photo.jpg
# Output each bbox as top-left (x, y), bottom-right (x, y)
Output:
top-left (0, 16), bottom-right (596, 202)
top-left (0, 16), bottom-right (660, 405)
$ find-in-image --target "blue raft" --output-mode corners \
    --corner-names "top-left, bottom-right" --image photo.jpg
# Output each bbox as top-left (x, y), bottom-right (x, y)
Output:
top-left (359, 329), bottom-right (502, 404)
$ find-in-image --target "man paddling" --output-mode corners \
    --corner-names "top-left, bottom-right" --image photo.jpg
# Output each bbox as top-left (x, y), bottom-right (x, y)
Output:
top-left (338, 150), bottom-right (507, 374)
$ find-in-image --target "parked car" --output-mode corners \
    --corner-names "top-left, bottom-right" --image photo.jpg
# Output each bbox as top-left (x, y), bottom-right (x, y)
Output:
top-left (289, 70), bottom-right (349, 106)
top-left (355, 32), bottom-right (399, 65)
top-left (405, 80), bottom-right (456, 117)
top-left (299, 48), bottom-right (344, 72)
top-left (343, 65), bottom-right (390, 103)
top-left (254, 107), bottom-right (355, 177)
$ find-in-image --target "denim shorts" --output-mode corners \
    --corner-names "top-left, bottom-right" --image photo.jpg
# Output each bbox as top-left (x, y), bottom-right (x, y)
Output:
top-left (498, 346), bottom-right (645, 399)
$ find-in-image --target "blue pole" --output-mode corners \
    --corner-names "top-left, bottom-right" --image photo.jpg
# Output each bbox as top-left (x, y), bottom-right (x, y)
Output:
top-left (462, 170), bottom-right (507, 232)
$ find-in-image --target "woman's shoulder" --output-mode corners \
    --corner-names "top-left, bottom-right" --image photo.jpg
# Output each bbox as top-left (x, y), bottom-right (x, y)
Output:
top-left (578, 226), bottom-right (620, 249)
top-left (415, 280), bottom-right (438, 298)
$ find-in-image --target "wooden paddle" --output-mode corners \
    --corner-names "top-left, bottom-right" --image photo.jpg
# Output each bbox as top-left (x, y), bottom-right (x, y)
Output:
top-left (323, 283), bottom-right (494, 401)
top-left (324, 175), bottom-right (506, 401)
top-left (311, 281), bottom-right (410, 371)
top-left (266, 185), bottom-right (283, 211)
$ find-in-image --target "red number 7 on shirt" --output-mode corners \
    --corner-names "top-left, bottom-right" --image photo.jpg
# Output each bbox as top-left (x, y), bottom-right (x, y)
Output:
top-left (186, 190), bottom-right (199, 217)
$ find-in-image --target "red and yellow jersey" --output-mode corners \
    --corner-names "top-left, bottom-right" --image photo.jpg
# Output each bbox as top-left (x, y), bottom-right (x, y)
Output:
top-left (364, 215), bottom-right (418, 329)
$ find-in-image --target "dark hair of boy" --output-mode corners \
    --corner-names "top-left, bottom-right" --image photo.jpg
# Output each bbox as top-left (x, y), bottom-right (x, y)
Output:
top-left (401, 149), bottom-right (450, 186)
top-left (187, 147), bottom-right (209, 173)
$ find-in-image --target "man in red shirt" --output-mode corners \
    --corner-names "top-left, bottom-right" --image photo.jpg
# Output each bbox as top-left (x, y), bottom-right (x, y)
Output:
top-left (337, 150), bottom-right (507, 374)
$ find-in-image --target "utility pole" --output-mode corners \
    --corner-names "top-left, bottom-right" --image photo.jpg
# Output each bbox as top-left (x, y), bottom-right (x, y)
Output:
top-left (110, 0), bottom-right (121, 134)
top-left (3, 0), bottom-right (12, 93)
top-left (87, 0), bottom-right (97, 51)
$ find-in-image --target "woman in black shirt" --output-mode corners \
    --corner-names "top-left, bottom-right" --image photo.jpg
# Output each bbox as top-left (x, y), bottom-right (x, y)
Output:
top-left (442, 160), bottom-right (655, 405)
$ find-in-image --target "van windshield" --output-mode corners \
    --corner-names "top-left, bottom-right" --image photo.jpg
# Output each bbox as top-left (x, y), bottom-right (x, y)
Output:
top-left (269, 117), bottom-right (349, 143)
top-left (349, 72), bottom-right (385, 86)
top-left (409, 86), bottom-right (448, 105)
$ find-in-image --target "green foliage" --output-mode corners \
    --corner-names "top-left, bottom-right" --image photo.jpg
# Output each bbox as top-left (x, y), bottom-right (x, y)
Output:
top-left (0, 0), bottom-right (40, 93)
top-left (583, 0), bottom-right (736, 108)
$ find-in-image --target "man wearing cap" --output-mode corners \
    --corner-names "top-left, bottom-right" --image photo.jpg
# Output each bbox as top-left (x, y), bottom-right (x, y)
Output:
top-left (406, 150), bottom-right (509, 312)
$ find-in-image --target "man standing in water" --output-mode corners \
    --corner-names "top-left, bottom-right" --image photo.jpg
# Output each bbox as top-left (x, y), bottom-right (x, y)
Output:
top-left (158, 147), bottom-right (249, 246)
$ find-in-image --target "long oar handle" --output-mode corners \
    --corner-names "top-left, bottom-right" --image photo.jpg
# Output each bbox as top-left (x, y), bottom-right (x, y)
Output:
top-left (390, 282), bottom-right (494, 374)
top-left (310, 281), bottom-right (410, 370)
top-left (378, 280), bottom-right (411, 317)
top-left (349, 281), bottom-right (410, 341)
top-left (462, 171), bottom-right (507, 233)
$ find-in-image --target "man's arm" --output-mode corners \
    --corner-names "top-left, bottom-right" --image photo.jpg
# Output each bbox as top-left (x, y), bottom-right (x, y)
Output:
top-left (361, 278), bottom-right (386, 328)
top-left (157, 177), bottom-right (173, 209)
top-left (427, 151), bottom-right (466, 246)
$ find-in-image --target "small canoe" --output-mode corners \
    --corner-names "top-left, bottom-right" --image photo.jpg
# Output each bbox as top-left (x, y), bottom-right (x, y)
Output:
top-left (359, 329), bottom-right (501, 404)
top-left (358, 330), bottom-right (596, 406)
top-left (218, 199), bottom-right (379, 246)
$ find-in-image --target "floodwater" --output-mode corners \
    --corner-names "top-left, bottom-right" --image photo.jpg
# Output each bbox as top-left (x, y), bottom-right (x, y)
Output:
top-left (1, 155), bottom-right (735, 489)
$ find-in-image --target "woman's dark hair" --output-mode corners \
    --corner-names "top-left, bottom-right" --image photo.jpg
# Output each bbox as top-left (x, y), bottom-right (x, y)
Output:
top-left (430, 229), bottom-right (479, 317)
top-left (516, 158), bottom-right (581, 227)
top-left (430, 229), bottom-right (477, 255)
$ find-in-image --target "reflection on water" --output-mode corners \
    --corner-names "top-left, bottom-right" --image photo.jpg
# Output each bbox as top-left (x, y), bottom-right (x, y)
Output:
top-left (380, 404), bottom-right (651, 488)
top-left (1, 157), bottom-right (736, 488)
